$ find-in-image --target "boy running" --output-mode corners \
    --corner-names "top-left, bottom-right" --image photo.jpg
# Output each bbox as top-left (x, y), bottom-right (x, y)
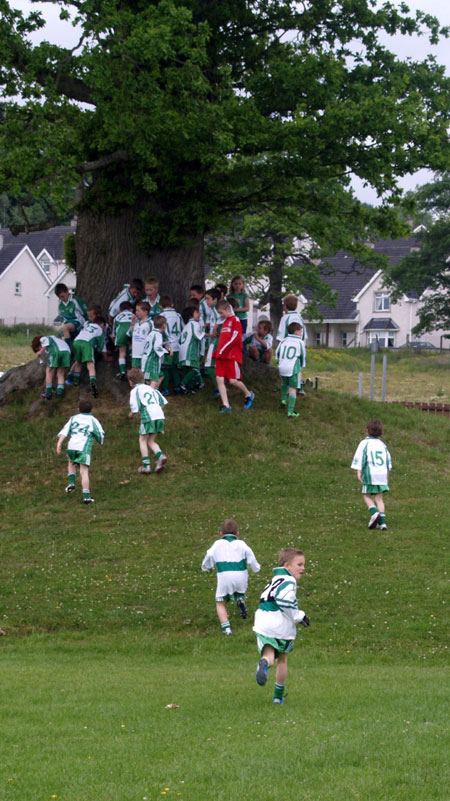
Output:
top-left (213, 300), bottom-right (254, 412)
top-left (128, 368), bottom-right (168, 474)
top-left (351, 419), bottom-right (392, 530)
top-left (57, 398), bottom-right (104, 504)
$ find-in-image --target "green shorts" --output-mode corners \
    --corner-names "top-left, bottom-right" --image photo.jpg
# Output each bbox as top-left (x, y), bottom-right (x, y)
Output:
top-left (139, 419), bottom-right (165, 436)
top-left (362, 484), bottom-right (389, 495)
top-left (48, 350), bottom-right (71, 369)
top-left (281, 374), bottom-right (301, 390)
top-left (179, 359), bottom-right (200, 369)
top-left (256, 634), bottom-right (295, 658)
top-left (73, 339), bottom-right (94, 364)
top-left (163, 353), bottom-right (179, 367)
top-left (131, 357), bottom-right (142, 369)
top-left (216, 591), bottom-right (246, 603)
top-left (115, 332), bottom-right (130, 347)
top-left (143, 354), bottom-right (163, 382)
top-left (63, 319), bottom-right (83, 333)
top-left (67, 448), bottom-right (91, 467)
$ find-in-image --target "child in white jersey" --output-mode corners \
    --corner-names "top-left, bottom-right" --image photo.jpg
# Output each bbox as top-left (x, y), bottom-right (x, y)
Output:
top-left (276, 322), bottom-right (306, 418)
top-left (160, 294), bottom-right (183, 394)
top-left (245, 320), bottom-right (273, 363)
top-left (71, 317), bottom-right (106, 398)
top-left (128, 368), bottom-right (168, 474)
top-left (178, 306), bottom-right (204, 393)
top-left (107, 279), bottom-right (143, 325)
top-left (276, 294), bottom-right (307, 343)
top-left (254, 548), bottom-right (310, 704)
top-left (141, 315), bottom-right (170, 388)
top-left (128, 301), bottom-right (153, 367)
top-left (56, 398), bottom-right (104, 504)
top-left (113, 300), bottom-right (134, 380)
top-left (31, 334), bottom-right (71, 399)
top-left (202, 519), bottom-right (260, 635)
top-left (351, 419), bottom-right (392, 530)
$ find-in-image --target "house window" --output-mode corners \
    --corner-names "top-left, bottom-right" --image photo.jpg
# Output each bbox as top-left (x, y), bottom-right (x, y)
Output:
top-left (14, 282), bottom-right (21, 295)
top-left (41, 259), bottom-right (51, 274)
top-left (341, 332), bottom-right (348, 347)
top-left (368, 331), bottom-right (395, 348)
top-left (315, 332), bottom-right (321, 346)
top-left (374, 291), bottom-right (390, 311)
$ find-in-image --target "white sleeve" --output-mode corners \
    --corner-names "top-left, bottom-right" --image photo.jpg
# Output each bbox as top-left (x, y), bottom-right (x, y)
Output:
top-left (244, 545), bottom-right (261, 573)
top-left (129, 387), bottom-right (139, 413)
top-left (351, 440), bottom-right (365, 470)
top-left (201, 549), bottom-right (216, 571)
top-left (57, 418), bottom-right (72, 439)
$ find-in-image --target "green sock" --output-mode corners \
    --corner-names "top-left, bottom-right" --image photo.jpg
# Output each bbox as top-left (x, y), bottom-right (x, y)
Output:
top-left (90, 376), bottom-right (97, 385)
top-left (162, 367), bottom-right (170, 392)
top-left (221, 621), bottom-right (231, 633)
top-left (82, 489), bottom-right (90, 500)
top-left (280, 382), bottom-right (288, 403)
top-left (369, 506), bottom-right (378, 516)
top-left (56, 384), bottom-right (64, 396)
top-left (184, 369), bottom-right (199, 388)
top-left (288, 394), bottom-right (296, 414)
top-left (45, 384), bottom-right (52, 397)
top-left (73, 372), bottom-right (81, 385)
top-left (119, 361), bottom-right (126, 374)
top-left (274, 683), bottom-right (285, 700)
top-left (379, 513), bottom-right (386, 524)
top-left (142, 457), bottom-right (150, 468)
top-left (68, 473), bottom-right (76, 486)
top-left (155, 451), bottom-right (162, 459)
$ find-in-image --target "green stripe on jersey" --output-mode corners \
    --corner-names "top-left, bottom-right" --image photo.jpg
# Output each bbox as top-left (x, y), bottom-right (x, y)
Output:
top-left (216, 559), bottom-right (247, 573)
top-left (259, 600), bottom-right (279, 611)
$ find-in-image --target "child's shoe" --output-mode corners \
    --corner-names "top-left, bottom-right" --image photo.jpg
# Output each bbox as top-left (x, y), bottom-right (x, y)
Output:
top-left (223, 628), bottom-right (232, 636)
top-left (211, 390), bottom-right (220, 399)
top-left (378, 523), bottom-right (387, 530)
top-left (65, 484), bottom-right (75, 493)
top-left (138, 465), bottom-right (151, 474)
top-left (155, 454), bottom-right (167, 474)
top-left (237, 599), bottom-right (248, 619)
top-left (368, 512), bottom-right (380, 529)
top-left (273, 697), bottom-right (285, 704)
top-left (83, 497), bottom-right (95, 504)
top-left (243, 391), bottom-right (255, 409)
top-left (116, 372), bottom-right (128, 381)
top-left (280, 400), bottom-right (287, 408)
top-left (256, 657), bottom-right (269, 686)
top-left (161, 389), bottom-right (170, 395)
top-left (65, 376), bottom-right (74, 386)
top-left (287, 412), bottom-right (300, 418)
top-left (90, 383), bottom-right (99, 398)
top-left (220, 406), bottom-right (232, 413)
top-left (41, 391), bottom-right (52, 400)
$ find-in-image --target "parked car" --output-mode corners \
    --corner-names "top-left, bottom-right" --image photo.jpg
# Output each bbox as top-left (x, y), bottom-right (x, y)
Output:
top-left (399, 341), bottom-right (437, 350)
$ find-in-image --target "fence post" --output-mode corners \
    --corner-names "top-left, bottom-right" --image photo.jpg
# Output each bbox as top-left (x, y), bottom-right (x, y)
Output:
top-left (359, 372), bottom-right (363, 398)
top-left (381, 354), bottom-right (387, 401)
top-left (370, 353), bottom-right (375, 400)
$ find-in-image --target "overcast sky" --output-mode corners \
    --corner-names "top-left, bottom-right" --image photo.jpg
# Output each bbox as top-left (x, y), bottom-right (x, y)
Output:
top-left (9, 0), bottom-right (450, 204)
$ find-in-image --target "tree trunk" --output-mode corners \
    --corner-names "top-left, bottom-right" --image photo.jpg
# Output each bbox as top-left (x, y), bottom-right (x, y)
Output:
top-left (75, 205), bottom-right (205, 312)
top-left (268, 257), bottom-right (284, 335)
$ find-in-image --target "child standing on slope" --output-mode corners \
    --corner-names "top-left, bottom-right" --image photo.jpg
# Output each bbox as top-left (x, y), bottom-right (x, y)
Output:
top-left (351, 419), bottom-right (392, 530)
top-left (57, 398), bottom-right (104, 504)
top-left (128, 368), bottom-right (168, 474)
top-left (202, 519), bottom-right (261, 636)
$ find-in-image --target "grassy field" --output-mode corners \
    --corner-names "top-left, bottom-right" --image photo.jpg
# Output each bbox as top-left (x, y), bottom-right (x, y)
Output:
top-left (1, 362), bottom-right (449, 800)
top-left (0, 324), bottom-right (55, 372)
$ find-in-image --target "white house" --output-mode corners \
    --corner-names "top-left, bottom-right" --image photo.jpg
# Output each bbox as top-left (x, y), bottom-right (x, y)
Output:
top-left (0, 226), bottom-right (75, 325)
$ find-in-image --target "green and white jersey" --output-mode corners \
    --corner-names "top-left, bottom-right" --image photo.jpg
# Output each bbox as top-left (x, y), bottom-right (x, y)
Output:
top-left (130, 319), bottom-right (153, 360)
top-left (58, 413), bottom-right (104, 457)
top-left (144, 294), bottom-right (162, 319)
top-left (276, 310), bottom-right (307, 342)
top-left (161, 308), bottom-right (183, 352)
top-left (199, 297), bottom-right (210, 328)
top-left (113, 310), bottom-right (133, 342)
top-left (108, 285), bottom-right (135, 319)
top-left (253, 567), bottom-right (307, 640)
top-left (74, 322), bottom-right (105, 352)
top-left (40, 335), bottom-right (71, 357)
top-left (351, 437), bottom-right (392, 486)
top-left (130, 383), bottom-right (168, 422)
top-left (202, 534), bottom-right (260, 598)
top-left (276, 334), bottom-right (306, 376)
top-left (178, 319), bottom-right (204, 365)
top-left (141, 330), bottom-right (166, 370)
top-left (244, 330), bottom-right (273, 352)
top-left (58, 293), bottom-right (87, 326)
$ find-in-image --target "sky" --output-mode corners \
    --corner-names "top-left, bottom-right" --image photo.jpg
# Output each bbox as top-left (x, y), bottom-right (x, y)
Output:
top-left (8, 0), bottom-right (450, 205)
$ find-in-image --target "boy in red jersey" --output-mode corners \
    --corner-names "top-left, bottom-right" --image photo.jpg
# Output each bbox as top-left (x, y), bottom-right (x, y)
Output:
top-left (213, 300), bottom-right (255, 413)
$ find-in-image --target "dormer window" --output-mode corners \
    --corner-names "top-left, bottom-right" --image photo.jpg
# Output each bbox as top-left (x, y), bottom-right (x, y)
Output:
top-left (41, 260), bottom-right (51, 274)
top-left (374, 291), bottom-right (390, 311)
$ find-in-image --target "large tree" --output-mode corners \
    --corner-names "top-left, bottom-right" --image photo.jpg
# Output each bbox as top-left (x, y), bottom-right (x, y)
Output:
top-left (385, 172), bottom-right (450, 335)
top-left (0, 0), bottom-right (449, 310)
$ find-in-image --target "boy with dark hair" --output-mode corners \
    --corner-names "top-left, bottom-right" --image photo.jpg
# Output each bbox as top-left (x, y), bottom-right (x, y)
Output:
top-left (204, 288), bottom-right (221, 396)
top-left (31, 334), bottom-right (71, 399)
top-left (276, 321), bottom-right (306, 418)
top-left (254, 548), bottom-right (310, 704)
top-left (351, 419), bottom-right (392, 530)
top-left (54, 283), bottom-right (88, 344)
top-left (214, 283), bottom-right (228, 299)
top-left (246, 320), bottom-right (273, 363)
top-left (71, 317), bottom-right (106, 398)
top-left (128, 367), bottom-right (168, 474)
top-left (178, 306), bottom-right (204, 393)
top-left (202, 519), bottom-right (261, 636)
top-left (160, 295), bottom-right (183, 394)
top-left (213, 300), bottom-right (254, 412)
top-left (276, 294), bottom-right (307, 343)
top-left (56, 397), bottom-right (104, 504)
top-left (113, 300), bottom-right (134, 379)
top-left (108, 279), bottom-right (143, 324)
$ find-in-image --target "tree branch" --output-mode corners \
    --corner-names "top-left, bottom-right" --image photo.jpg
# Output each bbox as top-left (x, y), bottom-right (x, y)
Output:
top-left (74, 150), bottom-right (129, 174)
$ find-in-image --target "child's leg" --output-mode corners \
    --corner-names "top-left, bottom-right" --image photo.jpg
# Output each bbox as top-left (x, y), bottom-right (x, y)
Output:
top-left (287, 388), bottom-right (298, 416)
top-left (43, 366), bottom-right (55, 398)
top-left (216, 601), bottom-right (232, 635)
top-left (207, 366), bottom-right (218, 392)
top-left (248, 345), bottom-right (259, 361)
top-left (147, 434), bottom-right (167, 472)
top-left (87, 361), bottom-right (98, 396)
top-left (79, 464), bottom-right (92, 502)
top-left (374, 493), bottom-right (387, 527)
top-left (216, 375), bottom-right (230, 408)
top-left (256, 644), bottom-right (276, 685)
top-left (72, 360), bottom-right (82, 384)
top-left (137, 434), bottom-right (151, 473)
top-left (62, 322), bottom-right (75, 344)
top-left (56, 367), bottom-right (65, 396)
top-left (273, 653), bottom-right (288, 702)
top-left (66, 459), bottom-right (76, 492)
top-left (262, 348), bottom-right (273, 364)
top-left (280, 378), bottom-right (288, 405)
top-left (229, 377), bottom-right (251, 397)
top-left (363, 493), bottom-right (381, 528)
top-left (118, 345), bottom-right (127, 375)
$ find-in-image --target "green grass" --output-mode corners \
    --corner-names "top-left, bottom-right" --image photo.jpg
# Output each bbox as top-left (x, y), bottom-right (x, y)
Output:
top-left (1, 374), bottom-right (449, 800)
top-left (0, 324), bottom-right (55, 371)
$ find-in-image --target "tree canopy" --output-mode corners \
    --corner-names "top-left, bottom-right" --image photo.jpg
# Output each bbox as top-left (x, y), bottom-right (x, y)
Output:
top-left (0, 0), bottom-right (449, 306)
top-left (385, 173), bottom-right (450, 335)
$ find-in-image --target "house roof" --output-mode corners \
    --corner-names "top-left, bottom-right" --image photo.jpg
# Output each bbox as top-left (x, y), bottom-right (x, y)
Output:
top-left (0, 225), bottom-right (73, 266)
top-left (0, 242), bottom-right (26, 278)
top-left (363, 317), bottom-right (400, 332)
top-left (301, 236), bottom-right (420, 320)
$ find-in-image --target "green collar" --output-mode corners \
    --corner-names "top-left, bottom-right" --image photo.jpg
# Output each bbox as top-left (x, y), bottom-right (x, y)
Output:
top-left (273, 567), bottom-right (291, 576)
top-left (222, 534), bottom-right (237, 542)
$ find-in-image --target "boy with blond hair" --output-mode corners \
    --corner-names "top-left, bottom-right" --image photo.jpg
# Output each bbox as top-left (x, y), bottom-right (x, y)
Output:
top-left (276, 294), bottom-right (307, 343)
top-left (202, 519), bottom-right (261, 635)
top-left (128, 367), bottom-right (168, 474)
top-left (56, 397), bottom-right (104, 504)
top-left (141, 315), bottom-right (170, 388)
top-left (128, 301), bottom-right (153, 367)
top-left (113, 300), bottom-right (134, 380)
top-left (144, 276), bottom-right (162, 318)
top-left (254, 548), bottom-right (310, 704)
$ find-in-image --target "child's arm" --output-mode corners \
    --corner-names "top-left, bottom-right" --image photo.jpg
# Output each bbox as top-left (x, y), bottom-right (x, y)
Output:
top-left (357, 469), bottom-right (362, 483)
top-left (245, 545), bottom-right (261, 573)
top-left (56, 434), bottom-right (65, 455)
top-left (201, 550), bottom-right (215, 571)
top-left (235, 296), bottom-right (250, 314)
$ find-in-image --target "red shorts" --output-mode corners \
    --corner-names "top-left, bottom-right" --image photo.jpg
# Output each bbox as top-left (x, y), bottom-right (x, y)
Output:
top-left (215, 358), bottom-right (241, 380)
